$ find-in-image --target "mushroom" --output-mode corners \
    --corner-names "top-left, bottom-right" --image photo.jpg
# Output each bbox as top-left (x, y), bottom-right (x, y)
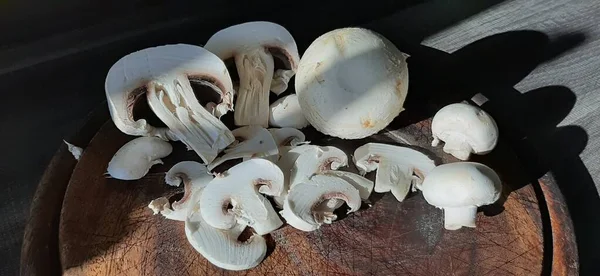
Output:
top-left (280, 174), bottom-right (361, 231)
top-left (207, 126), bottom-right (278, 171)
top-left (419, 162), bottom-right (502, 230)
top-left (148, 161), bottom-right (213, 221)
top-left (431, 103), bottom-right (499, 160)
top-left (353, 143), bottom-right (435, 202)
top-left (186, 190), bottom-right (267, 271)
top-left (63, 140), bottom-right (83, 160)
top-left (322, 170), bottom-right (373, 200)
top-left (295, 27), bottom-right (409, 139)
top-left (269, 94), bottom-right (309, 129)
top-left (272, 144), bottom-right (319, 208)
top-left (289, 145), bottom-right (348, 187)
top-left (205, 21), bottom-right (300, 127)
top-left (200, 159), bottom-right (284, 235)
top-left (268, 127), bottom-right (307, 157)
top-left (107, 137), bottom-right (172, 180)
top-left (105, 44), bottom-right (235, 164)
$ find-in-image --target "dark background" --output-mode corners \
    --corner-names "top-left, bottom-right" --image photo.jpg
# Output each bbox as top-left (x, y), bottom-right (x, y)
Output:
top-left (2, 0), bottom-right (599, 275)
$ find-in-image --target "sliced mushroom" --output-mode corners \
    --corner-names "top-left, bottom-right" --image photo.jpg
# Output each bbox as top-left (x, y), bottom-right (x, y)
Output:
top-left (186, 191), bottom-right (267, 271)
top-left (148, 161), bottom-right (213, 221)
top-left (63, 140), bottom-right (83, 160)
top-left (105, 44), bottom-right (235, 164)
top-left (205, 22), bottom-right (300, 127)
top-left (431, 103), bottom-right (499, 160)
top-left (322, 170), bottom-right (373, 200)
top-left (269, 94), bottom-right (309, 129)
top-left (207, 126), bottom-right (278, 171)
top-left (280, 174), bottom-right (361, 231)
top-left (272, 145), bottom-right (320, 208)
top-left (419, 162), bottom-right (502, 230)
top-left (200, 159), bottom-right (284, 235)
top-left (289, 146), bottom-right (348, 187)
top-left (268, 127), bottom-right (307, 156)
top-left (295, 28), bottom-right (409, 139)
top-left (107, 137), bottom-right (172, 180)
top-left (353, 143), bottom-right (435, 202)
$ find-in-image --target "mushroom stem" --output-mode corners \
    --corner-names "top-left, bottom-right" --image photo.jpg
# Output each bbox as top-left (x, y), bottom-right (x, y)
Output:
top-left (146, 74), bottom-right (234, 164)
top-left (233, 48), bottom-right (275, 127)
top-left (443, 206), bottom-right (477, 230)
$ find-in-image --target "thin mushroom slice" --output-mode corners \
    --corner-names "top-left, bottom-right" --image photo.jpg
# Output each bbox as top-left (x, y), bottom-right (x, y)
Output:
top-left (268, 127), bottom-right (308, 157)
top-left (272, 145), bottom-right (320, 208)
top-left (353, 143), bottom-right (436, 202)
top-left (205, 22), bottom-right (300, 127)
top-left (269, 94), bottom-right (309, 129)
top-left (281, 175), bottom-right (361, 232)
top-left (322, 170), bottom-right (373, 200)
top-left (106, 44), bottom-right (235, 164)
top-left (201, 159), bottom-right (284, 235)
top-left (207, 126), bottom-right (278, 171)
top-left (289, 146), bottom-right (348, 188)
top-left (186, 196), bottom-right (266, 271)
top-left (107, 137), bottom-right (172, 180)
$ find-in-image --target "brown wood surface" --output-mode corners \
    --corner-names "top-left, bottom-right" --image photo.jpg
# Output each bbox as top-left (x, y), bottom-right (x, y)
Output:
top-left (52, 117), bottom-right (576, 275)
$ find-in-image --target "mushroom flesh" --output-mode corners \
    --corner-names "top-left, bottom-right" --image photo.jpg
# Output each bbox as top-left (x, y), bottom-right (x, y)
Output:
top-left (107, 137), bottom-right (172, 180)
top-left (207, 126), bottom-right (278, 171)
top-left (419, 162), bottom-right (502, 230)
top-left (289, 145), bottom-right (348, 187)
top-left (269, 94), bottom-right (309, 129)
top-left (273, 144), bottom-right (319, 208)
top-left (268, 127), bottom-right (307, 157)
top-left (63, 140), bottom-right (83, 160)
top-left (431, 103), bottom-right (499, 160)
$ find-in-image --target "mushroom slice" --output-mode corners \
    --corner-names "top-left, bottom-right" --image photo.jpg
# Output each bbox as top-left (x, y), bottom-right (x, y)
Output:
top-left (353, 143), bottom-right (436, 202)
top-left (322, 170), bottom-right (373, 200)
top-left (280, 175), bottom-right (361, 232)
top-left (201, 159), bottom-right (284, 235)
top-left (106, 44), bottom-right (235, 164)
top-left (107, 137), bottom-right (172, 180)
top-left (186, 193), bottom-right (266, 271)
top-left (273, 145), bottom-right (320, 208)
top-left (205, 22), bottom-right (300, 127)
top-left (420, 162), bottom-right (502, 230)
top-left (268, 127), bottom-right (308, 157)
top-left (207, 126), bottom-right (278, 171)
top-left (148, 161), bottom-right (213, 221)
top-left (289, 146), bottom-right (348, 188)
top-left (269, 94), bottom-right (309, 129)
top-left (431, 103), bottom-right (499, 160)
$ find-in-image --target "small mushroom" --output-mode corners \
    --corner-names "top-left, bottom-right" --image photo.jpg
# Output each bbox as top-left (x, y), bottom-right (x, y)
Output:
top-left (419, 162), bottom-right (502, 230)
top-left (186, 191), bottom-right (266, 271)
top-left (269, 94), bottom-right (309, 129)
top-left (295, 27), bottom-right (409, 139)
top-left (200, 159), bottom-right (284, 235)
top-left (107, 137), bottom-right (172, 180)
top-left (205, 21), bottom-right (300, 127)
top-left (105, 44), bottom-right (235, 164)
top-left (207, 126), bottom-right (278, 171)
top-left (148, 161), bottom-right (213, 221)
top-left (353, 143), bottom-right (435, 202)
top-left (431, 103), bottom-right (499, 160)
top-left (280, 174), bottom-right (361, 231)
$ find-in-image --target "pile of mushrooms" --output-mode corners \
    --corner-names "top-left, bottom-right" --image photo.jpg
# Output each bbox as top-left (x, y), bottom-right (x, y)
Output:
top-left (102, 22), bottom-right (502, 271)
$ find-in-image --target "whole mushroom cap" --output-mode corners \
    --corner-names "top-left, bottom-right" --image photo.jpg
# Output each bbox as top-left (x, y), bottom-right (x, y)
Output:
top-left (420, 162), bottom-right (501, 208)
top-left (295, 27), bottom-right (409, 139)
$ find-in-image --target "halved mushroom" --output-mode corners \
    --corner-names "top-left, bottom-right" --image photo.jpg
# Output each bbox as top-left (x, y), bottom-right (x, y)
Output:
top-left (419, 162), bottom-right (502, 230)
top-left (148, 161), bottom-right (213, 221)
top-left (353, 143), bottom-right (436, 202)
top-left (431, 103), bottom-right (499, 160)
top-left (205, 22), bottom-right (300, 127)
top-left (269, 94), bottom-right (309, 129)
top-left (207, 126), bottom-right (278, 171)
top-left (107, 137), bottom-right (172, 180)
top-left (105, 44), bottom-right (235, 164)
top-left (186, 191), bottom-right (266, 271)
top-left (280, 174), bottom-right (361, 231)
top-left (200, 159), bottom-right (284, 235)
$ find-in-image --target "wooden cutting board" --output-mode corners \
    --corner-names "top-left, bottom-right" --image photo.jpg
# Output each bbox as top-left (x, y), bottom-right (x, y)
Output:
top-left (22, 113), bottom-right (575, 275)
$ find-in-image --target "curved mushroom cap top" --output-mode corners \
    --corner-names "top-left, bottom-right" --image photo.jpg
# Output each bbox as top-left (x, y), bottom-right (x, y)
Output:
top-left (295, 27), bottom-right (409, 139)
top-left (205, 21), bottom-right (300, 71)
top-left (431, 103), bottom-right (499, 153)
top-left (421, 162), bottom-right (502, 208)
top-left (105, 44), bottom-right (234, 137)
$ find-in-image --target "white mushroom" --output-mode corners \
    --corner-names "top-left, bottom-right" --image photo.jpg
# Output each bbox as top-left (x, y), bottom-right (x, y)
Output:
top-left (295, 28), bottom-right (409, 139)
top-left (272, 145), bottom-right (319, 208)
top-left (207, 126), bottom-right (278, 171)
top-left (107, 137), bottom-right (172, 180)
top-left (148, 161), bottom-right (213, 221)
top-left (280, 174), bottom-right (361, 231)
top-left (419, 162), bottom-right (502, 230)
top-left (63, 140), bottom-right (83, 160)
top-left (268, 94), bottom-right (309, 129)
top-left (105, 44), bottom-right (235, 164)
top-left (268, 127), bottom-right (307, 157)
top-left (431, 103), bottom-right (499, 160)
top-left (289, 146), bottom-right (348, 187)
top-left (353, 143), bottom-right (435, 202)
top-left (205, 21), bottom-right (300, 127)
top-left (200, 159), bottom-right (284, 235)
top-left (322, 170), bottom-right (373, 200)
top-left (186, 190), bottom-right (266, 271)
